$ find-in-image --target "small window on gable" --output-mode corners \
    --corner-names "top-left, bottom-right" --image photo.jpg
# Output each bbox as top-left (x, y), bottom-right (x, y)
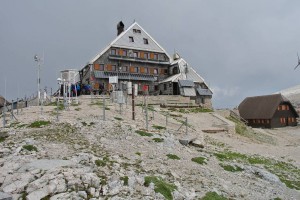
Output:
top-left (129, 36), bottom-right (134, 42)
top-left (133, 29), bottom-right (141, 33)
top-left (143, 38), bottom-right (149, 44)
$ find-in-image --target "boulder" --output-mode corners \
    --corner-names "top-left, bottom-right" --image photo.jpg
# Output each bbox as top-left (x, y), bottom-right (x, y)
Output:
top-left (190, 139), bottom-right (204, 148)
top-left (78, 191), bottom-right (87, 199)
top-left (0, 192), bottom-right (13, 200)
top-left (26, 187), bottom-right (49, 200)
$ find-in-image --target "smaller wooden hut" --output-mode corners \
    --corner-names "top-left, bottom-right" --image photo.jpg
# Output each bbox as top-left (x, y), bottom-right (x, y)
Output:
top-left (238, 94), bottom-right (298, 128)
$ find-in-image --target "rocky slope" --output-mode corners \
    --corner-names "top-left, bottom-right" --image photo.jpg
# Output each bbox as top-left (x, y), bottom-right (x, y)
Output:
top-left (0, 96), bottom-right (299, 200)
top-left (278, 84), bottom-right (300, 108)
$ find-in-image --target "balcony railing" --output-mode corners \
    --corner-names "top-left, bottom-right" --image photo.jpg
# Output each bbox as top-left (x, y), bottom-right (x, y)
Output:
top-left (108, 54), bottom-right (169, 65)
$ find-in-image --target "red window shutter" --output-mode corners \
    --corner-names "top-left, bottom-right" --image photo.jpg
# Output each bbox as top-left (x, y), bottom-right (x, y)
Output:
top-left (107, 64), bottom-right (112, 71)
top-left (150, 53), bottom-right (154, 59)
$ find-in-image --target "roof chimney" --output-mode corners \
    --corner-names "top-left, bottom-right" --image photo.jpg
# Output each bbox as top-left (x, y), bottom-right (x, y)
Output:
top-left (117, 21), bottom-right (124, 36)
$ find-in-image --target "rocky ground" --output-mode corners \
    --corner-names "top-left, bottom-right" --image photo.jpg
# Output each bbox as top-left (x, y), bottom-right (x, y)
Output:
top-left (0, 95), bottom-right (300, 200)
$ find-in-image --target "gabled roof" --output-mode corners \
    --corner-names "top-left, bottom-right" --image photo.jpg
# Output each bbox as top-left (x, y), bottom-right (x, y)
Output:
top-left (160, 58), bottom-right (205, 84)
top-left (89, 22), bottom-right (170, 64)
top-left (238, 94), bottom-right (299, 119)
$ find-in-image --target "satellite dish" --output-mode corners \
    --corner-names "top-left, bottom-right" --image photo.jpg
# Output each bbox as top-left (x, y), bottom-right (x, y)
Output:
top-left (294, 53), bottom-right (300, 70)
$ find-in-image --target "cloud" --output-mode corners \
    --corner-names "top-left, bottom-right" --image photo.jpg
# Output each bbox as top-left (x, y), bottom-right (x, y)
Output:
top-left (211, 86), bottom-right (240, 98)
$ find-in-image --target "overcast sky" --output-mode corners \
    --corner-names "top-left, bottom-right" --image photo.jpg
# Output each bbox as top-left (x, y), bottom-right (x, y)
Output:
top-left (1, 0), bottom-right (300, 108)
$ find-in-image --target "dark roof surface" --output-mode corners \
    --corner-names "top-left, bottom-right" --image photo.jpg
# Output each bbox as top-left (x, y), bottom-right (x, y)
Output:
top-left (178, 80), bottom-right (194, 87)
top-left (196, 88), bottom-right (213, 96)
top-left (238, 94), bottom-right (299, 119)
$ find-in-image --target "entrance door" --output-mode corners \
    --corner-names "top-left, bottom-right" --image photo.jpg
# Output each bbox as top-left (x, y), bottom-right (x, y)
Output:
top-left (173, 82), bottom-right (179, 95)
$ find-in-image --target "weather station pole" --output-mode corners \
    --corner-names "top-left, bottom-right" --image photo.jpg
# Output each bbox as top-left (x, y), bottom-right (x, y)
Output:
top-left (132, 86), bottom-right (135, 120)
top-left (34, 54), bottom-right (43, 116)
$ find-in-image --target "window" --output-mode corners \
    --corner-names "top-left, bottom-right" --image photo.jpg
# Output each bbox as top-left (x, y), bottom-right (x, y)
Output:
top-left (154, 68), bottom-right (158, 74)
top-left (100, 64), bottom-right (104, 71)
top-left (253, 119), bottom-right (256, 123)
top-left (143, 38), bottom-right (149, 44)
top-left (122, 66), bottom-right (128, 72)
top-left (266, 119), bottom-right (270, 124)
top-left (129, 36), bottom-right (134, 42)
top-left (144, 53), bottom-right (149, 59)
top-left (122, 50), bottom-right (127, 56)
top-left (164, 84), bottom-right (167, 91)
top-left (164, 69), bottom-right (168, 74)
top-left (133, 67), bottom-right (139, 73)
top-left (144, 67), bottom-right (149, 74)
top-left (133, 52), bottom-right (138, 58)
top-left (111, 65), bottom-right (116, 71)
top-left (111, 49), bottom-right (116, 55)
top-left (154, 54), bottom-right (158, 60)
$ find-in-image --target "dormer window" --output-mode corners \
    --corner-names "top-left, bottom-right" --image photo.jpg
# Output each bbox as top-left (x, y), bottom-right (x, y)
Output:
top-left (143, 38), bottom-right (149, 44)
top-left (129, 36), bottom-right (134, 42)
